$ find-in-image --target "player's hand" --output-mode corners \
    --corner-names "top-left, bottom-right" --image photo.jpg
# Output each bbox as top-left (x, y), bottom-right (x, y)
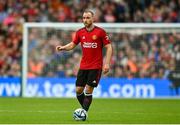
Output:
top-left (103, 63), bottom-right (110, 75)
top-left (56, 46), bottom-right (64, 52)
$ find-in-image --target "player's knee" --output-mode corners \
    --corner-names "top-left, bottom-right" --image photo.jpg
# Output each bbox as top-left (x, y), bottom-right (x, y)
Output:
top-left (85, 85), bottom-right (94, 94)
top-left (76, 87), bottom-right (84, 94)
top-left (85, 90), bottom-right (93, 94)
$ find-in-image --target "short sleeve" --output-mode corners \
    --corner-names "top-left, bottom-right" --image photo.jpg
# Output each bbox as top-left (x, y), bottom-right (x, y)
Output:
top-left (72, 31), bottom-right (80, 45)
top-left (101, 30), bottom-right (111, 45)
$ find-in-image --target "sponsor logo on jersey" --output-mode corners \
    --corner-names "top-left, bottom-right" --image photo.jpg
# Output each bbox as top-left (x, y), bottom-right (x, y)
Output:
top-left (83, 42), bottom-right (97, 48)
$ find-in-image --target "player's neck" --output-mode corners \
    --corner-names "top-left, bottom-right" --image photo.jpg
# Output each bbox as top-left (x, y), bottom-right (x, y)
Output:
top-left (85, 24), bottom-right (94, 32)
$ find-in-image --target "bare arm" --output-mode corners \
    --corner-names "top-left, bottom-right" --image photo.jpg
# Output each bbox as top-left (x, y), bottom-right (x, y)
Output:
top-left (103, 43), bottom-right (113, 75)
top-left (56, 42), bottom-right (76, 51)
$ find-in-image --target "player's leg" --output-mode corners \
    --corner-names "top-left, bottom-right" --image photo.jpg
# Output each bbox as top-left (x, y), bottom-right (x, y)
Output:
top-left (75, 70), bottom-right (87, 107)
top-left (82, 69), bottom-right (102, 111)
top-left (83, 85), bottom-right (94, 111)
top-left (76, 86), bottom-right (85, 107)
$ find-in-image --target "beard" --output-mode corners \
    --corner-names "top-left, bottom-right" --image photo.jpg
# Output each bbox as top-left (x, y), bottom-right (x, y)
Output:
top-left (84, 22), bottom-right (92, 28)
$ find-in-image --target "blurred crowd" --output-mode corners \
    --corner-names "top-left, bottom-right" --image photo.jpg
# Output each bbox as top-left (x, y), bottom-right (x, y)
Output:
top-left (112, 32), bottom-right (180, 78)
top-left (27, 28), bottom-right (180, 78)
top-left (0, 0), bottom-right (180, 78)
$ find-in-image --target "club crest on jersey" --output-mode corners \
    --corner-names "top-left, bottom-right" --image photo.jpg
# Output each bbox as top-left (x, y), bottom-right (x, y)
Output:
top-left (92, 35), bottom-right (97, 40)
top-left (82, 36), bottom-right (85, 39)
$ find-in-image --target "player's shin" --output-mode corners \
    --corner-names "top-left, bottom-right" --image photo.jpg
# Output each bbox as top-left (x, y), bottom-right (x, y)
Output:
top-left (76, 92), bottom-right (85, 107)
top-left (83, 93), bottom-right (92, 111)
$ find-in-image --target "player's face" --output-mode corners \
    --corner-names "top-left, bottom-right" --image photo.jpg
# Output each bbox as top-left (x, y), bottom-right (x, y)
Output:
top-left (83, 12), bottom-right (93, 28)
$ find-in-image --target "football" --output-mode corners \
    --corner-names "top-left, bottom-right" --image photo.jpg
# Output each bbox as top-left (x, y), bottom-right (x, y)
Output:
top-left (73, 108), bottom-right (87, 121)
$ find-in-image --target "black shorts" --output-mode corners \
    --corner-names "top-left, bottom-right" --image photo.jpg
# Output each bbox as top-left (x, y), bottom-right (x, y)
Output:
top-left (76, 69), bottom-right (102, 87)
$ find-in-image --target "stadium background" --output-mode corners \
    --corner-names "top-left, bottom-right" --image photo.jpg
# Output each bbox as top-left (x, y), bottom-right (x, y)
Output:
top-left (0, 0), bottom-right (180, 97)
top-left (0, 0), bottom-right (180, 124)
top-left (1, 0), bottom-right (180, 78)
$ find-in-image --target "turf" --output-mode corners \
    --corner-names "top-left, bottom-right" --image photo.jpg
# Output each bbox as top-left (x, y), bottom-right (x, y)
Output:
top-left (0, 98), bottom-right (180, 124)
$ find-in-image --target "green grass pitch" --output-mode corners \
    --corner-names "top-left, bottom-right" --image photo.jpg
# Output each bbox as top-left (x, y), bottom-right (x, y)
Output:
top-left (0, 98), bottom-right (180, 124)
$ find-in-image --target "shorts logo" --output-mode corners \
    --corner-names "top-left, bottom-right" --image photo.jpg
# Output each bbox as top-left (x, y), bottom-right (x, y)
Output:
top-left (83, 42), bottom-right (97, 48)
top-left (92, 35), bottom-right (97, 40)
top-left (92, 80), bottom-right (96, 83)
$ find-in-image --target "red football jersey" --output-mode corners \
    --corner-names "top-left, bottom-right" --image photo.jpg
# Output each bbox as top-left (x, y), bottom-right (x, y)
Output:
top-left (73, 26), bottom-right (111, 69)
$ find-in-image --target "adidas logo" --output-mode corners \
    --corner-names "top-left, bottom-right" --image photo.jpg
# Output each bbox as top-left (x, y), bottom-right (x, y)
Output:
top-left (92, 80), bottom-right (96, 83)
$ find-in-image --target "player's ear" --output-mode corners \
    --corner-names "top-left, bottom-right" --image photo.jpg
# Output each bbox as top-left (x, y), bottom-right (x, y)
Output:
top-left (92, 17), bottom-right (94, 22)
top-left (92, 14), bottom-right (95, 22)
top-left (92, 13), bottom-right (95, 22)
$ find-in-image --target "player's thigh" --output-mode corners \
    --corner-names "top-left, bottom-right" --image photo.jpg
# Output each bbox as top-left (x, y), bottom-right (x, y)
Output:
top-left (87, 69), bottom-right (102, 87)
top-left (75, 70), bottom-right (87, 87)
